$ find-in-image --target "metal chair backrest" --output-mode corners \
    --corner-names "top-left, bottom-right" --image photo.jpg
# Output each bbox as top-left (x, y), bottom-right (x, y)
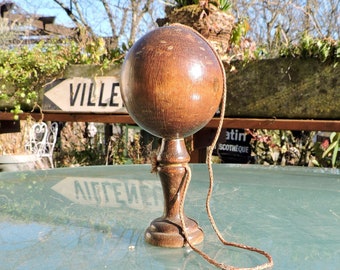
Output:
top-left (41, 122), bottom-right (58, 168)
top-left (25, 122), bottom-right (58, 168)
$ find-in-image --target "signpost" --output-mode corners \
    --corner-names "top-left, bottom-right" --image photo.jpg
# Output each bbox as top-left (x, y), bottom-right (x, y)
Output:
top-left (216, 128), bottom-right (252, 163)
top-left (43, 77), bottom-right (127, 113)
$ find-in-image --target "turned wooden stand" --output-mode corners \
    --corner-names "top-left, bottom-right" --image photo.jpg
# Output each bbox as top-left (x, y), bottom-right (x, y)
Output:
top-left (144, 138), bottom-right (204, 247)
top-left (120, 25), bottom-right (224, 247)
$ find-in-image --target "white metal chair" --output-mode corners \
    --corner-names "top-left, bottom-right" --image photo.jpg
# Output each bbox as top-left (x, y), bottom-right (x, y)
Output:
top-left (25, 122), bottom-right (58, 168)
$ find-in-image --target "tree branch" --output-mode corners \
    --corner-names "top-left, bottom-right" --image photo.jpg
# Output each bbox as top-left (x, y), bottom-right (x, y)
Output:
top-left (52, 0), bottom-right (79, 27)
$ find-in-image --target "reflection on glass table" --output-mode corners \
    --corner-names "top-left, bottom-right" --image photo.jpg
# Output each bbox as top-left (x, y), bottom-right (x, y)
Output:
top-left (0, 164), bottom-right (339, 269)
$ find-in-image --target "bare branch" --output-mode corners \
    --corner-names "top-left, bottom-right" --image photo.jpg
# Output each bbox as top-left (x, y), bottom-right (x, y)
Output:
top-left (52, 0), bottom-right (79, 27)
top-left (100, 0), bottom-right (114, 36)
top-left (71, 0), bottom-right (95, 36)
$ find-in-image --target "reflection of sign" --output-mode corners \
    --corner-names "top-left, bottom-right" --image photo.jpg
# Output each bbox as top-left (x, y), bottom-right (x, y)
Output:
top-left (217, 129), bottom-right (251, 163)
top-left (51, 177), bottom-right (162, 210)
top-left (43, 77), bottom-right (127, 113)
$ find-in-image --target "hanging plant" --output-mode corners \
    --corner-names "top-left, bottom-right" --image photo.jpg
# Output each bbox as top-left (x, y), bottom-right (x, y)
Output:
top-left (156, 0), bottom-right (235, 61)
top-left (0, 38), bottom-right (125, 118)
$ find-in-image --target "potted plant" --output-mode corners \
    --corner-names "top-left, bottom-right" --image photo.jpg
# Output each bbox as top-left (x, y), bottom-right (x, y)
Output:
top-left (156, 0), bottom-right (235, 61)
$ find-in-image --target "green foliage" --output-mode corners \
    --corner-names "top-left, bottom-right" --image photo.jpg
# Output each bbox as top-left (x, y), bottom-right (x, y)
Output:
top-left (249, 130), bottom-right (315, 166)
top-left (280, 33), bottom-right (340, 64)
top-left (228, 18), bottom-right (261, 64)
top-left (0, 38), bottom-right (125, 116)
top-left (230, 19), bottom-right (249, 45)
top-left (322, 132), bottom-right (340, 168)
top-left (0, 41), bottom-right (66, 111)
top-left (248, 130), bottom-right (340, 168)
top-left (213, 0), bottom-right (232, 12)
top-left (172, 0), bottom-right (232, 11)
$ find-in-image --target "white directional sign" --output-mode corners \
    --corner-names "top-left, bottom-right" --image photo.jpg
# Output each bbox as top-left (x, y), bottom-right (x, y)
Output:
top-left (43, 77), bottom-right (127, 113)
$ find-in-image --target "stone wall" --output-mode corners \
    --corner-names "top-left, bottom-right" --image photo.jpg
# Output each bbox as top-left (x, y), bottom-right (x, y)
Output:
top-left (225, 58), bottom-right (339, 119)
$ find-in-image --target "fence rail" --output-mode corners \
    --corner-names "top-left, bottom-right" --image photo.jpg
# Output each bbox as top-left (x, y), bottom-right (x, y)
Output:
top-left (1, 112), bottom-right (339, 132)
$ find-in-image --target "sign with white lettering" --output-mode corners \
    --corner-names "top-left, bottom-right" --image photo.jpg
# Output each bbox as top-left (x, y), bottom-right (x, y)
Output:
top-left (43, 77), bottom-right (127, 113)
top-left (51, 177), bottom-right (162, 211)
top-left (216, 128), bottom-right (252, 163)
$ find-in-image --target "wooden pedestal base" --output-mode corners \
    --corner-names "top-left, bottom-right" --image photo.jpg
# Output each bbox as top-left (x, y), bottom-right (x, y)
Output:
top-left (145, 216), bottom-right (204, 248)
top-left (144, 138), bottom-right (204, 248)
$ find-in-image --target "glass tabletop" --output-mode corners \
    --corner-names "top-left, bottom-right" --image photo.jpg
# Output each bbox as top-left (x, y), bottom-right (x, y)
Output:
top-left (0, 164), bottom-right (339, 269)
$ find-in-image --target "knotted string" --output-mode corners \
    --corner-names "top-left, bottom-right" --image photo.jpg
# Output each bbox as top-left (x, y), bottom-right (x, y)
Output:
top-left (174, 23), bottom-right (274, 270)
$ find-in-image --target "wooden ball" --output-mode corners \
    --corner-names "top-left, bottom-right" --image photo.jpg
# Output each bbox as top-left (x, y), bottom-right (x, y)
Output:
top-left (120, 25), bottom-right (224, 138)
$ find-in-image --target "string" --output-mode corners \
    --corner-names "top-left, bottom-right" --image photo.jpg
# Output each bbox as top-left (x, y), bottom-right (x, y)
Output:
top-left (174, 23), bottom-right (274, 270)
